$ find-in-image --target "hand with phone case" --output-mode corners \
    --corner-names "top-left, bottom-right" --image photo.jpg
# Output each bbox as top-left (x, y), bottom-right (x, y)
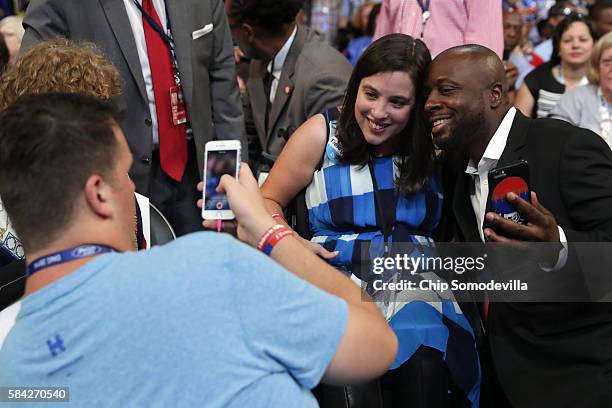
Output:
top-left (484, 161), bottom-right (560, 245)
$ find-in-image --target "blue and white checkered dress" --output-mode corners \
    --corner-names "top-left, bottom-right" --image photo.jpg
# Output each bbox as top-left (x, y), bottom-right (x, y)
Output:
top-left (306, 110), bottom-right (480, 406)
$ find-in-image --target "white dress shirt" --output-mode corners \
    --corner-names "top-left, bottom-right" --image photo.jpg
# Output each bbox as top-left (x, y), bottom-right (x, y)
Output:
top-left (465, 107), bottom-right (567, 269)
top-left (123, 0), bottom-right (168, 145)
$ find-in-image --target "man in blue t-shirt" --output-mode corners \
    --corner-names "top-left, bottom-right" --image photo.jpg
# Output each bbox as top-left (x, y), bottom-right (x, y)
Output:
top-left (0, 93), bottom-right (397, 407)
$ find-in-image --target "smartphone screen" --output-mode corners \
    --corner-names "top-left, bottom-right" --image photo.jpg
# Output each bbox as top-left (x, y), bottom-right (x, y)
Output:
top-left (204, 149), bottom-right (238, 212)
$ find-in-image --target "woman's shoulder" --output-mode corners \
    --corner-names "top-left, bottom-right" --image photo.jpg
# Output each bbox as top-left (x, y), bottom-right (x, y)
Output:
top-left (555, 83), bottom-right (598, 109)
top-left (524, 62), bottom-right (555, 85)
top-left (564, 83), bottom-right (598, 98)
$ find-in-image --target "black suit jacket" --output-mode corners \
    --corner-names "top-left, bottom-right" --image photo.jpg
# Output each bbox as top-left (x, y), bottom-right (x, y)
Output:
top-left (449, 111), bottom-right (612, 407)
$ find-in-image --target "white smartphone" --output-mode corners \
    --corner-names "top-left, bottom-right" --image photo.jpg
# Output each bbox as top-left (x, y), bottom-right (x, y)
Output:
top-left (201, 140), bottom-right (241, 220)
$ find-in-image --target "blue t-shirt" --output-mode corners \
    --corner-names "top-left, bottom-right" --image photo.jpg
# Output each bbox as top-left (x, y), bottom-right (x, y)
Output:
top-left (0, 232), bottom-right (348, 407)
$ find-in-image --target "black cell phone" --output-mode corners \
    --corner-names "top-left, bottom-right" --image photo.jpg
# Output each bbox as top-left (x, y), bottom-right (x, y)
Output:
top-left (487, 160), bottom-right (531, 225)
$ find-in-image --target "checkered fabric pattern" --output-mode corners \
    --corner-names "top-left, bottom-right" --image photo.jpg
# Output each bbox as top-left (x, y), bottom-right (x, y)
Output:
top-left (0, 199), bottom-right (24, 264)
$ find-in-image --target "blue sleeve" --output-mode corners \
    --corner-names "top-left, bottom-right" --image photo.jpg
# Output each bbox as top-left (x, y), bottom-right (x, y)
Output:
top-left (226, 243), bottom-right (349, 389)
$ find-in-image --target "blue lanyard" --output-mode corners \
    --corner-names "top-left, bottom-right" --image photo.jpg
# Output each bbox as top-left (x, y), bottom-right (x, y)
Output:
top-left (416, 0), bottom-right (430, 13)
top-left (132, 0), bottom-right (181, 85)
top-left (416, 0), bottom-right (431, 38)
top-left (132, 0), bottom-right (175, 52)
top-left (26, 244), bottom-right (116, 278)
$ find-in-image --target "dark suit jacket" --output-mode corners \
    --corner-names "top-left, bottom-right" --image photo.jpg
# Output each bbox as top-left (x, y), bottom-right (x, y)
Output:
top-left (246, 25), bottom-right (351, 158)
top-left (449, 111), bottom-right (612, 407)
top-left (21, 0), bottom-right (247, 193)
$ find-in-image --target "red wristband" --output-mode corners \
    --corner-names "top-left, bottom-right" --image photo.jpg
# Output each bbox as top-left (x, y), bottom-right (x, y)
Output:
top-left (257, 225), bottom-right (293, 255)
top-left (257, 224), bottom-right (284, 251)
top-left (271, 213), bottom-right (286, 223)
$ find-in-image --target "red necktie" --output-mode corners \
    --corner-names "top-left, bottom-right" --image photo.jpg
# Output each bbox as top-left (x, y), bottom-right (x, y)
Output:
top-left (142, 0), bottom-right (187, 182)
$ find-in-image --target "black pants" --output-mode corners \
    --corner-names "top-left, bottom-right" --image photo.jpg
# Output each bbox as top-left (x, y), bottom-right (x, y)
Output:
top-left (148, 139), bottom-right (203, 237)
top-left (381, 345), bottom-right (470, 408)
top-left (315, 346), bottom-right (467, 408)
top-left (479, 334), bottom-right (513, 408)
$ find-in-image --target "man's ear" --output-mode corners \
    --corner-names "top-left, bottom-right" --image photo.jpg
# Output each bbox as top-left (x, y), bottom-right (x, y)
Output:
top-left (489, 81), bottom-right (504, 108)
top-left (242, 23), bottom-right (255, 42)
top-left (83, 174), bottom-right (114, 219)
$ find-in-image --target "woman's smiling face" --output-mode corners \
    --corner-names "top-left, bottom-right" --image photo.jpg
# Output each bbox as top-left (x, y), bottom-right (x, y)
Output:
top-left (354, 71), bottom-right (415, 156)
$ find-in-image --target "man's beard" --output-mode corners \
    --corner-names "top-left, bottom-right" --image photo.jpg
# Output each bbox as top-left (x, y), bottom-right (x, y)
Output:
top-left (441, 106), bottom-right (487, 153)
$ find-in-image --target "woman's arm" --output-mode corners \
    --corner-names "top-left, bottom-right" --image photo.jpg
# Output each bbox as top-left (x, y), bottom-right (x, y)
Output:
top-left (261, 113), bottom-right (338, 259)
top-left (514, 82), bottom-right (535, 117)
top-left (261, 113), bottom-right (328, 213)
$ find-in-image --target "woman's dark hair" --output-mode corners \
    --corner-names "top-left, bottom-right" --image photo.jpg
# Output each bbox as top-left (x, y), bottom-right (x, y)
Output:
top-left (550, 14), bottom-right (598, 67)
top-left (337, 33), bottom-right (433, 195)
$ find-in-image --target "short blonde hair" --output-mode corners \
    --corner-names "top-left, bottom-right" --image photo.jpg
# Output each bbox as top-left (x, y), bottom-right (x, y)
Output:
top-left (588, 31), bottom-right (612, 85)
top-left (0, 38), bottom-right (122, 110)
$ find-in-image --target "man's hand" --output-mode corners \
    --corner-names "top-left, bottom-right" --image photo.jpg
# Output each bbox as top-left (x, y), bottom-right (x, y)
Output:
top-left (484, 191), bottom-right (562, 264)
top-left (484, 191), bottom-right (559, 242)
top-left (198, 164), bottom-right (275, 246)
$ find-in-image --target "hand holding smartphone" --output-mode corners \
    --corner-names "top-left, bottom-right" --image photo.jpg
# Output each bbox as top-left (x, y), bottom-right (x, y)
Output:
top-left (201, 140), bottom-right (241, 220)
top-left (487, 160), bottom-right (531, 225)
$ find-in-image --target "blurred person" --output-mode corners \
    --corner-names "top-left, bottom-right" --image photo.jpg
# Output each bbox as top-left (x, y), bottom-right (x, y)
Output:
top-left (503, 8), bottom-right (545, 94)
top-left (550, 30), bottom-right (612, 148)
top-left (336, 1), bottom-right (375, 54)
top-left (425, 44), bottom-right (612, 408)
top-left (0, 92), bottom-right (397, 407)
top-left (261, 34), bottom-right (480, 407)
top-left (0, 33), bottom-right (7, 72)
top-left (373, 0), bottom-right (503, 58)
top-left (350, 0), bottom-right (376, 35)
top-left (533, 1), bottom-right (578, 61)
top-left (336, 0), bottom-right (376, 55)
top-left (515, 14), bottom-right (596, 117)
top-left (21, 0), bottom-right (247, 236)
top-left (339, 0), bottom-right (368, 29)
top-left (537, 16), bottom-right (554, 41)
top-left (589, 0), bottom-right (612, 36)
top-left (504, 9), bottom-right (525, 61)
top-left (225, 0), bottom-right (351, 180)
top-left (0, 16), bottom-right (24, 64)
top-left (345, 2), bottom-right (380, 65)
top-left (503, 9), bottom-right (525, 99)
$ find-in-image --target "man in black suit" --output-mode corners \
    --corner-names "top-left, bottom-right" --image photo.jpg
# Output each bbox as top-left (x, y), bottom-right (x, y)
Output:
top-left (425, 44), bottom-right (612, 407)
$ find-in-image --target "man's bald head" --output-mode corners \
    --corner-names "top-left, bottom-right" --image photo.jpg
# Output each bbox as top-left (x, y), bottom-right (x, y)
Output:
top-left (434, 45), bottom-right (508, 94)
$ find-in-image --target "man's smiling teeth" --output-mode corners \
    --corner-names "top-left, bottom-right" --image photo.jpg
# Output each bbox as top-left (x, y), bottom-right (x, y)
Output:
top-left (433, 118), bottom-right (450, 127)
